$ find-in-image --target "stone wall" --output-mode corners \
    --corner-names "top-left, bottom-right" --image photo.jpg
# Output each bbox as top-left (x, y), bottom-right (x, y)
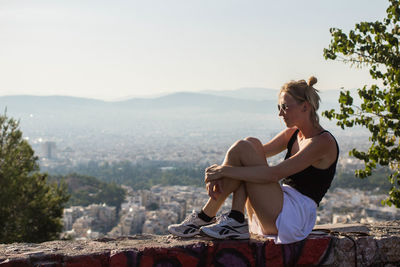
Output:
top-left (1, 221), bottom-right (399, 266)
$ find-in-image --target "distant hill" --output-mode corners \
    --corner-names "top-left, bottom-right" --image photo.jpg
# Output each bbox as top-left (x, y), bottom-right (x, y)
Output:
top-left (201, 88), bottom-right (279, 101)
top-left (0, 95), bottom-right (107, 112)
top-left (0, 88), bottom-right (343, 115)
top-left (1, 92), bottom-right (275, 114)
top-left (117, 92), bottom-right (275, 113)
top-left (201, 87), bottom-right (345, 106)
top-left (0, 92), bottom-right (278, 133)
top-left (0, 88), bottom-right (347, 140)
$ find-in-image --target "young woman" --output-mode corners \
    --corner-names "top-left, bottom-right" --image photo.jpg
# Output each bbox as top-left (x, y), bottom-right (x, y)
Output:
top-left (168, 76), bottom-right (339, 244)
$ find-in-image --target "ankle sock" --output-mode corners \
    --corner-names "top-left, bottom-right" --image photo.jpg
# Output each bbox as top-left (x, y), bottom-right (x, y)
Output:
top-left (228, 210), bottom-right (245, 223)
top-left (198, 210), bottom-right (214, 222)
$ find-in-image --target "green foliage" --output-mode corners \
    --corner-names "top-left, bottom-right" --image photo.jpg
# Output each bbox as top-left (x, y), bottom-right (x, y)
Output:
top-left (0, 113), bottom-right (69, 243)
top-left (47, 160), bottom-right (205, 190)
top-left (323, 0), bottom-right (400, 207)
top-left (146, 202), bottom-right (159, 211)
top-left (49, 173), bottom-right (126, 215)
top-left (331, 168), bottom-right (392, 193)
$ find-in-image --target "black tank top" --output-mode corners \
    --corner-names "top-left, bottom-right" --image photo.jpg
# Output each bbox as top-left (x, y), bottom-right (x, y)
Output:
top-left (282, 129), bottom-right (339, 206)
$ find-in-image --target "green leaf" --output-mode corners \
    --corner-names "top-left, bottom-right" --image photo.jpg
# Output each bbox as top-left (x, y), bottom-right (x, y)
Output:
top-left (0, 112), bottom-right (70, 243)
top-left (323, 0), bottom-right (400, 208)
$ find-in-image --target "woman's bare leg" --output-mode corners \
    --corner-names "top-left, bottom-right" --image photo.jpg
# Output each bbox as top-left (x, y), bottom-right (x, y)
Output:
top-left (201, 141), bottom-right (243, 217)
top-left (202, 137), bottom-right (281, 218)
top-left (203, 136), bottom-right (283, 234)
top-left (231, 183), bottom-right (246, 213)
top-left (245, 182), bottom-right (283, 234)
top-left (242, 137), bottom-right (283, 234)
top-left (168, 136), bottom-right (283, 238)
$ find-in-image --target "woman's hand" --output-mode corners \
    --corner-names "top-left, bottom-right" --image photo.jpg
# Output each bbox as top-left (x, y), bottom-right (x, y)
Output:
top-left (204, 164), bottom-right (224, 183)
top-left (206, 180), bottom-right (224, 200)
top-left (205, 164), bottom-right (224, 200)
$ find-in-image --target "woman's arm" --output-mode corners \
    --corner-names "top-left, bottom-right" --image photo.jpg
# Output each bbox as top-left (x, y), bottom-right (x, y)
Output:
top-left (206, 164), bottom-right (273, 183)
top-left (205, 133), bottom-right (335, 184)
top-left (262, 127), bottom-right (297, 157)
top-left (204, 128), bottom-right (298, 184)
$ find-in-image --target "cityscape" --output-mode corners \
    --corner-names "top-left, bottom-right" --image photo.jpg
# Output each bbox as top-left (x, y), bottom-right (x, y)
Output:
top-left (62, 184), bottom-right (400, 240)
top-left (2, 93), bottom-right (397, 240)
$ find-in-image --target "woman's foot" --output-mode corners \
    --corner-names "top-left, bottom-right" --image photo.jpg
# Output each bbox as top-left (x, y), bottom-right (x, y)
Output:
top-left (200, 214), bottom-right (250, 239)
top-left (168, 210), bottom-right (216, 237)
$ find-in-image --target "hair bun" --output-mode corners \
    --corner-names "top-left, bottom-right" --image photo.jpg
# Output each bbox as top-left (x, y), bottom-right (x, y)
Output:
top-left (308, 76), bottom-right (317, 87)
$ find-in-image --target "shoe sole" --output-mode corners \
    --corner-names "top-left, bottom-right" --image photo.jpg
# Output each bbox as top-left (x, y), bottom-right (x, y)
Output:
top-left (168, 227), bottom-right (199, 238)
top-left (200, 228), bottom-right (250, 240)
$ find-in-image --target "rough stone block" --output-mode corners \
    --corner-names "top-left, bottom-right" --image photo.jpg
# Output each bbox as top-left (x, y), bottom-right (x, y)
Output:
top-left (206, 241), bottom-right (257, 266)
top-left (0, 221), bottom-right (399, 267)
top-left (375, 236), bottom-right (400, 263)
top-left (110, 250), bottom-right (138, 267)
top-left (297, 236), bottom-right (331, 265)
top-left (34, 261), bottom-right (63, 267)
top-left (264, 240), bottom-right (284, 266)
top-left (357, 236), bottom-right (378, 265)
top-left (139, 247), bottom-right (201, 267)
top-left (64, 252), bottom-right (110, 267)
top-left (0, 259), bottom-right (29, 267)
top-left (30, 254), bottom-right (63, 267)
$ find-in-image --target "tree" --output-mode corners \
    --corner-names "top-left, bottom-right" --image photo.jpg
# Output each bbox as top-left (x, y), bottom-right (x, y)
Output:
top-left (323, 0), bottom-right (400, 207)
top-left (49, 173), bottom-right (126, 216)
top-left (0, 112), bottom-right (69, 243)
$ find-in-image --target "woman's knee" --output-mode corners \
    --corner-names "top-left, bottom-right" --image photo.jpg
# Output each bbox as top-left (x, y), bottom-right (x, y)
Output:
top-left (225, 138), bottom-right (266, 165)
top-left (227, 139), bottom-right (252, 155)
top-left (230, 138), bottom-right (260, 152)
top-left (244, 136), bottom-right (263, 147)
top-left (244, 137), bottom-right (265, 158)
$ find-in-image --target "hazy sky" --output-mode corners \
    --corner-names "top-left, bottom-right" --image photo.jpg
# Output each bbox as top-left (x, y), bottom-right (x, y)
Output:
top-left (0, 0), bottom-right (387, 100)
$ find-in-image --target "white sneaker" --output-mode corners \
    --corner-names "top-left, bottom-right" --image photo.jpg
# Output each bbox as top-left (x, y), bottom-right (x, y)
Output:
top-left (200, 214), bottom-right (250, 240)
top-left (168, 211), bottom-right (217, 237)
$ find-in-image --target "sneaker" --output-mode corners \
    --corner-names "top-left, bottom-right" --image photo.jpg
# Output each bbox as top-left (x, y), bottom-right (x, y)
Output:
top-left (168, 210), bottom-right (217, 237)
top-left (200, 214), bottom-right (250, 240)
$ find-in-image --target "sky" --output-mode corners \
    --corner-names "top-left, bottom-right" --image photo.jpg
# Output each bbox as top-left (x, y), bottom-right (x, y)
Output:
top-left (0, 0), bottom-right (388, 100)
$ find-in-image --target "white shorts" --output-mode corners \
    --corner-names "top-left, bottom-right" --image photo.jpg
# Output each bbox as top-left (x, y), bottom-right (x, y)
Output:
top-left (248, 184), bottom-right (317, 244)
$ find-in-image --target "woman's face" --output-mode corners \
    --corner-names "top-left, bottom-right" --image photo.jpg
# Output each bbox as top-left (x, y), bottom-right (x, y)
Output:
top-left (278, 92), bottom-right (304, 127)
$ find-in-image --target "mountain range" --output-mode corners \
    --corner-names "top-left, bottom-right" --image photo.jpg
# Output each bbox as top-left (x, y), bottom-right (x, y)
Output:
top-left (0, 88), bottom-right (344, 140)
top-left (0, 87), bottom-right (341, 115)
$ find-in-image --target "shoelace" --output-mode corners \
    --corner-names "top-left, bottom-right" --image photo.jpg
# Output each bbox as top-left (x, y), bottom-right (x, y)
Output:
top-left (215, 213), bottom-right (230, 224)
top-left (182, 211), bottom-right (198, 223)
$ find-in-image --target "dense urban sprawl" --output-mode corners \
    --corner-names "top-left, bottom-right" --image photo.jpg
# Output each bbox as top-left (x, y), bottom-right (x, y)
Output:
top-left (62, 184), bottom-right (400, 240)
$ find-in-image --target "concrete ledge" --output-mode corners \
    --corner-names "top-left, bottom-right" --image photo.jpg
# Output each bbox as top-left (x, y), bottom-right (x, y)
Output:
top-left (1, 221), bottom-right (400, 266)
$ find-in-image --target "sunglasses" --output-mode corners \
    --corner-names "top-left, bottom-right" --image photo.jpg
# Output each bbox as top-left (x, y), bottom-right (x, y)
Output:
top-left (277, 103), bottom-right (289, 112)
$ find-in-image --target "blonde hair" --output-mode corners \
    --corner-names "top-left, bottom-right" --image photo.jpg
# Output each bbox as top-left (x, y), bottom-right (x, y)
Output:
top-left (280, 76), bottom-right (321, 126)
